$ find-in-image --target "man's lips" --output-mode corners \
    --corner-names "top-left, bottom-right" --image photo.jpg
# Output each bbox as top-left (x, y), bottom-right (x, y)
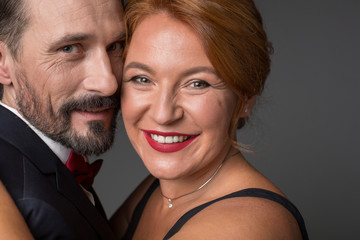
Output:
top-left (73, 107), bottom-right (114, 120)
top-left (142, 130), bottom-right (199, 153)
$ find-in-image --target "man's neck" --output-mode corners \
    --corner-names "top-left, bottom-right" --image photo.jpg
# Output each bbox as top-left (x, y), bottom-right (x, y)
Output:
top-left (0, 101), bottom-right (71, 164)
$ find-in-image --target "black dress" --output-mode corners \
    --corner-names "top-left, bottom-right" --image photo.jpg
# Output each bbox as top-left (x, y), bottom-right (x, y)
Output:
top-left (123, 179), bottom-right (309, 240)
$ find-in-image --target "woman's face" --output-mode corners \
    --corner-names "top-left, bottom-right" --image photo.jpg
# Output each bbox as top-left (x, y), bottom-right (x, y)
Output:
top-left (121, 13), bottom-right (239, 180)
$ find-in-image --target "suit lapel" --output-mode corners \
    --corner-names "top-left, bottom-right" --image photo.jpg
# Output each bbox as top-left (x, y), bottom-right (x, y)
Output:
top-left (0, 106), bottom-right (57, 174)
top-left (90, 187), bottom-right (108, 219)
top-left (56, 164), bottom-right (114, 238)
top-left (0, 106), bottom-right (115, 239)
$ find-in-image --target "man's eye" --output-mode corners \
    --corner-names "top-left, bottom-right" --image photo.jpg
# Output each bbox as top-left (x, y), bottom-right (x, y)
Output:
top-left (107, 42), bottom-right (124, 52)
top-left (189, 80), bottom-right (210, 89)
top-left (61, 45), bottom-right (79, 54)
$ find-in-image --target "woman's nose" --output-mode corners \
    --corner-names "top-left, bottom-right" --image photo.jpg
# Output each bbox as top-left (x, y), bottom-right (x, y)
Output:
top-left (150, 90), bottom-right (184, 125)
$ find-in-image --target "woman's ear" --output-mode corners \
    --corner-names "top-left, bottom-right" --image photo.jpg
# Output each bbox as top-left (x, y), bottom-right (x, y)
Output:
top-left (0, 42), bottom-right (12, 86)
top-left (239, 95), bottom-right (256, 118)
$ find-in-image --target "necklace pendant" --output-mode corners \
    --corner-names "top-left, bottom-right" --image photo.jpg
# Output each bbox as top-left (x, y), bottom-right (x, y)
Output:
top-left (168, 199), bottom-right (173, 208)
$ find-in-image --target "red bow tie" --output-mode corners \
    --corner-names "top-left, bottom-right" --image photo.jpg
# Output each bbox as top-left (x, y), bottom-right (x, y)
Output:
top-left (66, 151), bottom-right (103, 190)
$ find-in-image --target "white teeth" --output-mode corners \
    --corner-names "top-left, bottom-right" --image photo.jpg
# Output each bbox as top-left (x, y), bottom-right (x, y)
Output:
top-left (165, 136), bottom-right (173, 143)
top-left (150, 134), bottom-right (190, 144)
top-left (158, 135), bottom-right (165, 143)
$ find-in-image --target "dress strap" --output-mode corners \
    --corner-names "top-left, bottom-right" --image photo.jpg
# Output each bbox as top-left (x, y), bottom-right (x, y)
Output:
top-left (122, 179), bottom-right (159, 240)
top-left (164, 188), bottom-right (308, 240)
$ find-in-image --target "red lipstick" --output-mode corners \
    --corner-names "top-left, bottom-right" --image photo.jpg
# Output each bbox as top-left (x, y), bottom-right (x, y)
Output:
top-left (142, 130), bottom-right (198, 153)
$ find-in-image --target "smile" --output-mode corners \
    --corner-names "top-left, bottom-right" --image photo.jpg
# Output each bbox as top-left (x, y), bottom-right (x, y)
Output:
top-left (78, 107), bottom-right (112, 113)
top-left (80, 109), bottom-right (103, 113)
top-left (142, 130), bottom-right (198, 153)
top-left (150, 134), bottom-right (190, 144)
top-left (74, 108), bottom-right (113, 121)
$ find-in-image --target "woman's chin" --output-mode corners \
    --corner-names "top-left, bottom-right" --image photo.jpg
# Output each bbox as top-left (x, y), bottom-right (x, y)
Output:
top-left (146, 164), bottom-right (185, 180)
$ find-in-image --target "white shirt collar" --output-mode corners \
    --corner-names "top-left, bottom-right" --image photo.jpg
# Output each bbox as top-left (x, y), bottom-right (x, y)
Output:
top-left (0, 101), bottom-right (71, 164)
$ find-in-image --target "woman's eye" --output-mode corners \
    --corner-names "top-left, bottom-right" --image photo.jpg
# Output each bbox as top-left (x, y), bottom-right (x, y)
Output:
top-left (189, 80), bottom-right (210, 89)
top-left (131, 76), bottom-right (151, 84)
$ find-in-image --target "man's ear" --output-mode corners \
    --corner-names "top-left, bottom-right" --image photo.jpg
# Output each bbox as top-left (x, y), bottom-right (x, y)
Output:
top-left (0, 42), bottom-right (12, 86)
top-left (239, 95), bottom-right (256, 118)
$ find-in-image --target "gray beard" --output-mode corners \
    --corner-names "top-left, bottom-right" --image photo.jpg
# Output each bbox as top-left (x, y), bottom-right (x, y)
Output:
top-left (15, 71), bottom-right (120, 156)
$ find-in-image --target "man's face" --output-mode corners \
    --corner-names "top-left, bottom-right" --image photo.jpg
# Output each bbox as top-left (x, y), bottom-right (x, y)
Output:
top-left (6, 0), bottom-right (125, 155)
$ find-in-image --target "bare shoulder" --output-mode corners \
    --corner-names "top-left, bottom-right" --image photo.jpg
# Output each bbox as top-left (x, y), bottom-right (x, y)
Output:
top-left (109, 175), bottom-right (156, 238)
top-left (0, 181), bottom-right (34, 240)
top-left (172, 196), bottom-right (303, 240)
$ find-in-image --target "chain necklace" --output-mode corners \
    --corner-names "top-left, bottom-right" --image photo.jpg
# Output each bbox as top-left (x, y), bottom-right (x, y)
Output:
top-left (160, 151), bottom-right (240, 208)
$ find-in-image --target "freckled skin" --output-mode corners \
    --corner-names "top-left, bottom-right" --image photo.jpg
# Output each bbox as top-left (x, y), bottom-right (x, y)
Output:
top-left (121, 13), bottom-right (238, 181)
top-left (112, 12), bottom-right (304, 240)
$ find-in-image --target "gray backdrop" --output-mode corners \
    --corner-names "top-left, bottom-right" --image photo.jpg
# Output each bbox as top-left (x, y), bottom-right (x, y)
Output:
top-left (93, 1), bottom-right (360, 239)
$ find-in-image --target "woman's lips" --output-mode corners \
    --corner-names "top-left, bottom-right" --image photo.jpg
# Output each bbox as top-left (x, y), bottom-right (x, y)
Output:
top-left (142, 130), bottom-right (199, 153)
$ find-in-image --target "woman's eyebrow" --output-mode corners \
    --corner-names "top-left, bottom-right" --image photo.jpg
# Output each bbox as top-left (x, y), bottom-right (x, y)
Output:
top-left (180, 66), bottom-right (218, 78)
top-left (124, 63), bottom-right (218, 78)
top-left (124, 62), bottom-right (155, 74)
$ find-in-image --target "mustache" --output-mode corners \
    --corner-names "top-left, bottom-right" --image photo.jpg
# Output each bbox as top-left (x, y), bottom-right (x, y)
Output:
top-left (59, 93), bottom-right (120, 116)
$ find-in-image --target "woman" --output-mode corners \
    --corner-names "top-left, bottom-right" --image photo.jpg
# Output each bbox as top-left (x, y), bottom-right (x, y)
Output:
top-left (0, 181), bottom-right (34, 240)
top-left (0, 0), bottom-right (308, 238)
top-left (110, 0), bottom-right (308, 239)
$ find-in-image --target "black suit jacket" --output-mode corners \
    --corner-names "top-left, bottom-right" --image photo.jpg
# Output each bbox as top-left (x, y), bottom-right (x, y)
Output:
top-left (0, 105), bottom-right (116, 239)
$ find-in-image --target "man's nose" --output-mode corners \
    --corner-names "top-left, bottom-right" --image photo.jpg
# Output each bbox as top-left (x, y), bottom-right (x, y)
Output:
top-left (83, 49), bottom-right (119, 96)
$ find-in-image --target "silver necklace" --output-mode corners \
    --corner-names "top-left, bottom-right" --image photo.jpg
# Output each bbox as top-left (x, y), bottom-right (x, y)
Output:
top-left (160, 151), bottom-right (240, 208)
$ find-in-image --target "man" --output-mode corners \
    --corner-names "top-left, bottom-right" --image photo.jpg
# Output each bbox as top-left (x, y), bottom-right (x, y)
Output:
top-left (0, 0), bottom-right (125, 238)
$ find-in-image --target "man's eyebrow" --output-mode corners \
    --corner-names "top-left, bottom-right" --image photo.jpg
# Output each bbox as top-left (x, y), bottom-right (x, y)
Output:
top-left (48, 33), bottom-right (92, 51)
top-left (48, 32), bottom-right (126, 51)
top-left (113, 31), bottom-right (126, 41)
